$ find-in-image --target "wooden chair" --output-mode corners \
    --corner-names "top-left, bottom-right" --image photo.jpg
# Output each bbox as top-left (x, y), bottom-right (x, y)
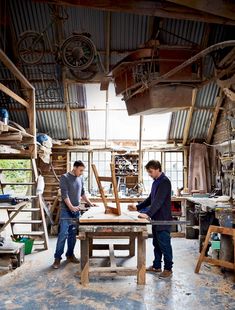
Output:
top-left (195, 225), bottom-right (235, 275)
top-left (91, 163), bottom-right (121, 215)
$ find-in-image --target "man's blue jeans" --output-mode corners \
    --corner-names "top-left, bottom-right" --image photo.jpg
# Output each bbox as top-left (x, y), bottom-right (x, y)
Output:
top-left (54, 207), bottom-right (80, 260)
top-left (152, 227), bottom-right (173, 271)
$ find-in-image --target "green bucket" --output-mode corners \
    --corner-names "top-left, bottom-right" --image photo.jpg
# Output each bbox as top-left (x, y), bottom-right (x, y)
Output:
top-left (211, 240), bottom-right (220, 250)
top-left (15, 237), bottom-right (34, 255)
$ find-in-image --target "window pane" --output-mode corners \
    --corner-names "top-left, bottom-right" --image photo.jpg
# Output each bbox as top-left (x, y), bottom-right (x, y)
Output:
top-left (164, 151), bottom-right (184, 193)
top-left (165, 152), bottom-right (171, 161)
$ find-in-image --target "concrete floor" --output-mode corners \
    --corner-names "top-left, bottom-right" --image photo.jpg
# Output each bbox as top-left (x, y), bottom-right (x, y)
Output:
top-left (0, 237), bottom-right (234, 310)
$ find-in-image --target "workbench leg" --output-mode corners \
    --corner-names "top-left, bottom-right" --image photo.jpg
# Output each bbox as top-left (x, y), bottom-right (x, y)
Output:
top-left (233, 232), bottom-right (235, 282)
top-left (89, 237), bottom-right (93, 257)
top-left (80, 238), bottom-right (89, 285)
top-left (137, 233), bottom-right (146, 285)
top-left (129, 235), bottom-right (135, 257)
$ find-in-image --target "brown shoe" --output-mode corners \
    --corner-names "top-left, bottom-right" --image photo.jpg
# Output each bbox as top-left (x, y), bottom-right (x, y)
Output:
top-left (146, 266), bottom-right (162, 273)
top-left (52, 259), bottom-right (61, 269)
top-left (159, 270), bottom-right (173, 279)
top-left (66, 255), bottom-right (80, 264)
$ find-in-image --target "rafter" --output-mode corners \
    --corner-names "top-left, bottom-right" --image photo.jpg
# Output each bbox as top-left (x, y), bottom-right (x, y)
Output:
top-left (182, 89), bottom-right (197, 146)
top-left (35, 0), bottom-right (235, 25)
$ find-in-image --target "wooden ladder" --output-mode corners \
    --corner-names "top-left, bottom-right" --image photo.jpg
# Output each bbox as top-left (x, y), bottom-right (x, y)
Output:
top-left (91, 163), bottom-right (121, 215)
top-left (0, 159), bottom-right (49, 251)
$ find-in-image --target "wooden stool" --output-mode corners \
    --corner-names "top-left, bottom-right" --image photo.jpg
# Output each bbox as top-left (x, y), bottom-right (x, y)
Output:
top-left (195, 225), bottom-right (235, 275)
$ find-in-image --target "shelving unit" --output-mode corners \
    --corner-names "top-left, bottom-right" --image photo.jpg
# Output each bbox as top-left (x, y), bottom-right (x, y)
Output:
top-left (114, 154), bottom-right (139, 190)
top-left (37, 148), bottom-right (68, 233)
top-left (0, 49), bottom-right (36, 158)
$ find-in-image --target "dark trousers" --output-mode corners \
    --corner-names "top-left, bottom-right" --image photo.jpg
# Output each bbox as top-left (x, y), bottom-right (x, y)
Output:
top-left (152, 227), bottom-right (173, 271)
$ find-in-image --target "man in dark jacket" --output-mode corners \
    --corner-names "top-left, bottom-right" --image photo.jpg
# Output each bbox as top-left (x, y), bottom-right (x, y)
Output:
top-left (128, 160), bottom-right (173, 278)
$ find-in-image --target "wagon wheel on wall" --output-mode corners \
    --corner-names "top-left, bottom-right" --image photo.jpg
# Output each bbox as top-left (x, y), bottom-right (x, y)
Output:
top-left (61, 34), bottom-right (96, 70)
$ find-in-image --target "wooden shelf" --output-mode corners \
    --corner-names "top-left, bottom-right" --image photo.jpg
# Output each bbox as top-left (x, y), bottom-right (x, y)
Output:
top-left (1, 182), bottom-right (35, 186)
top-left (11, 220), bottom-right (42, 224)
top-left (0, 168), bottom-right (33, 171)
top-left (8, 208), bottom-right (40, 212)
top-left (12, 231), bottom-right (45, 236)
top-left (0, 50), bottom-right (36, 158)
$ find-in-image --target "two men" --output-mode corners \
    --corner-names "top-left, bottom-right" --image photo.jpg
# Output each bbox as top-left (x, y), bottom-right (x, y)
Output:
top-left (53, 159), bottom-right (173, 278)
top-left (128, 160), bottom-right (173, 279)
top-left (53, 160), bottom-right (95, 269)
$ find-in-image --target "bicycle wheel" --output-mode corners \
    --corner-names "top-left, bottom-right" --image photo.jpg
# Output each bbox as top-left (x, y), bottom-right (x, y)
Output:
top-left (61, 34), bottom-right (96, 70)
top-left (17, 31), bottom-right (45, 65)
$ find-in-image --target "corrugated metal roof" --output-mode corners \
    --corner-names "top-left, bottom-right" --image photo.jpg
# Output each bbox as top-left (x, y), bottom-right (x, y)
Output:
top-left (111, 13), bottom-right (150, 50)
top-left (0, 0), bottom-right (90, 141)
top-left (168, 110), bottom-right (188, 141)
top-left (189, 109), bottom-right (213, 140)
top-left (64, 6), bottom-right (106, 51)
top-left (1, 0), bottom-right (235, 144)
top-left (166, 18), bottom-right (235, 143)
top-left (195, 82), bottom-right (219, 108)
top-left (36, 110), bottom-right (68, 139)
top-left (160, 19), bottom-right (205, 46)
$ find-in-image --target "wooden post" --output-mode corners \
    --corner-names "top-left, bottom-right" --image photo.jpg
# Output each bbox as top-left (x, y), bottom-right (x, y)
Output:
top-left (27, 88), bottom-right (37, 158)
top-left (183, 89), bottom-right (197, 146)
top-left (183, 147), bottom-right (188, 191)
top-left (89, 237), bottom-right (93, 258)
top-left (137, 232), bottom-right (146, 285)
top-left (129, 235), bottom-right (135, 257)
top-left (80, 237), bottom-right (90, 285)
top-left (63, 73), bottom-right (74, 145)
top-left (138, 115), bottom-right (143, 186)
top-left (104, 12), bottom-right (111, 148)
top-left (206, 91), bottom-right (224, 144)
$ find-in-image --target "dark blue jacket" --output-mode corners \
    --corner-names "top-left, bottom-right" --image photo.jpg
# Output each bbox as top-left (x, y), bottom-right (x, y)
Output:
top-left (137, 173), bottom-right (172, 231)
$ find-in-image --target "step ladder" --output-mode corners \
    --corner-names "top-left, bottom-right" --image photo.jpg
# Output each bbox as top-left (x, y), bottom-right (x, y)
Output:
top-left (0, 159), bottom-right (49, 251)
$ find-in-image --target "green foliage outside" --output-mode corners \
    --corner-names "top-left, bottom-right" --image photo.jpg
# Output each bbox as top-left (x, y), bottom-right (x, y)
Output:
top-left (0, 160), bottom-right (32, 196)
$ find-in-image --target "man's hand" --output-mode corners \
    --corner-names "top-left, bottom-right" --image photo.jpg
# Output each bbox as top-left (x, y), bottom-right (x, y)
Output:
top-left (90, 203), bottom-right (98, 207)
top-left (138, 213), bottom-right (150, 220)
top-left (128, 204), bottom-right (137, 211)
top-left (69, 206), bottom-right (80, 212)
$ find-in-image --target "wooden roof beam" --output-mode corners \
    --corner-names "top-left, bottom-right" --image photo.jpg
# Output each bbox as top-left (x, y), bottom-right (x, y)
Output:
top-left (36, 0), bottom-right (235, 25)
top-left (182, 89), bottom-right (197, 146)
top-left (167, 0), bottom-right (235, 23)
top-left (0, 83), bottom-right (29, 108)
top-left (206, 91), bottom-right (224, 144)
top-left (0, 49), bottom-right (33, 90)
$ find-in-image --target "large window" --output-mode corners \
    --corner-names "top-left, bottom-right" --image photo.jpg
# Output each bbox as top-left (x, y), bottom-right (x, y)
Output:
top-left (70, 152), bottom-right (89, 191)
top-left (143, 151), bottom-right (161, 192)
top-left (165, 152), bottom-right (183, 194)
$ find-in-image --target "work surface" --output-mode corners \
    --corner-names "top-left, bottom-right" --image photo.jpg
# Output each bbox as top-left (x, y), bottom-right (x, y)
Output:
top-left (186, 196), bottom-right (233, 211)
top-left (80, 204), bottom-right (149, 224)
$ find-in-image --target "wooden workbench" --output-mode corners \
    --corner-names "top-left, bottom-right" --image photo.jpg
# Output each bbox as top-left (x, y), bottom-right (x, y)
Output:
top-left (78, 204), bottom-right (149, 285)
